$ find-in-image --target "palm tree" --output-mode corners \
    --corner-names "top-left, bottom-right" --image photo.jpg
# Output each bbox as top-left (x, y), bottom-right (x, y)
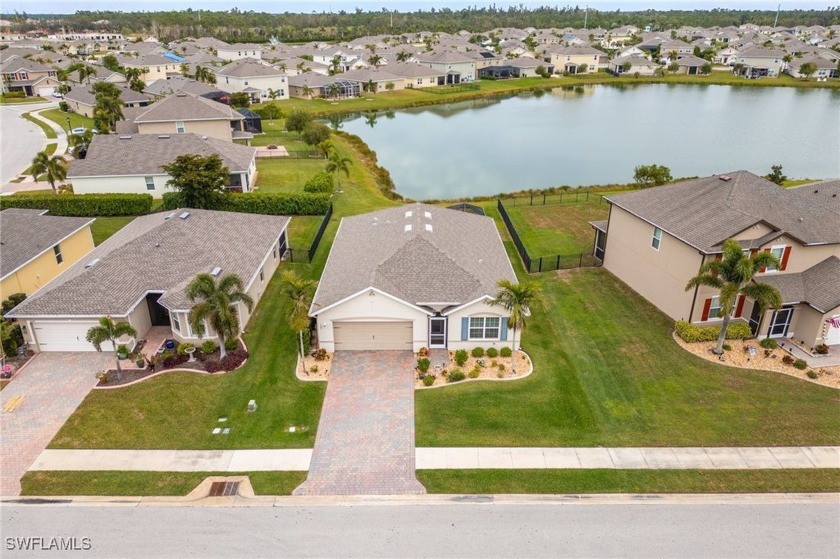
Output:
top-left (78, 65), bottom-right (97, 84)
top-left (685, 239), bottom-right (783, 355)
top-left (330, 54), bottom-right (343, 75)
top-left (281, 271), bottom-right (318, 373)
top-left (86, 316), bottom-right (137, 381)
top-left (327, 83), bottom-right (340, 99)
top-left (68, 128), bottom-right (93, 157)
top-left (302, 84), bottom-right (313, 99)
top-left (29, 151), bottom-right (67, 192)
top-left (186, 273), bottom-right (254, 359)
top-left (325, 148), bottom-right (352, 192)
top-left (491, 279), bottom-right (543, 373)
top-left (396, 50), bottom-right (411, 62)
top-left (368, 54), bottom-right (383, 67)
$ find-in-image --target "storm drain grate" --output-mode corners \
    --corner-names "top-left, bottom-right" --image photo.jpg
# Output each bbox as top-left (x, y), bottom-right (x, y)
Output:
top-left (208, 481), bottom-right (240, 497)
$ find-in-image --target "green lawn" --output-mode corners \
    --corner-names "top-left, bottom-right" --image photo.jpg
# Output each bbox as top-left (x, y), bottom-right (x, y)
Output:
top-left (90, 216), bottom-right (136, 245)
top-left (1, 96), bottom-right (47, 104)
top-left (419, 469), bottom-right (840, 494)
top-left (256, 158), bottom-right (326, 193)
top-left (22, 112), bottom-right (57, 140)
top-left (252, 119), bottom-right (314, 150)
top-left (39, 108), bottom-right (95, 132)
top-left (287, 215), bottom-right (324, 249)
top-left (504, 199), bottom-right (609, 256)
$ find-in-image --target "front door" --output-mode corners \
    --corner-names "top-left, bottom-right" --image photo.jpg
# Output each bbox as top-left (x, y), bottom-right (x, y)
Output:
top-left (748, 301), bottom-right (762, 335)
top-left (429, 317), bottom-right (447, 348)
top-left (768, 307), bottom-right (793, 338)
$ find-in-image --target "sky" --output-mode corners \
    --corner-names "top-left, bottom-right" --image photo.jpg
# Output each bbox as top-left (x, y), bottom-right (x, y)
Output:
top-left (1, 1), bottom-right (830, 15)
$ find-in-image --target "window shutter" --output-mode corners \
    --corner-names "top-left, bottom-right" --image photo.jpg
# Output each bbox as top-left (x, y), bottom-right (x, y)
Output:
top-left (759, 248), bottom-right (771, 273)
top-left (701, 298), bottom-right (712, 321)
top-left (500, 318), bottom-right (508, 341)
top-left (735, 294), bottom-right (745, 318)
top-left (461, 317), bottom-right (469, 341)
top-left (780, 246), bottom-right (791, 271)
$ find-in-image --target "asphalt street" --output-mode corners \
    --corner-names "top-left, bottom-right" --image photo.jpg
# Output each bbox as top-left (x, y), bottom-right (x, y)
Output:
top-left (2, 497), bottom-right (838, 558)
top-left (0, 103), bottom-right (53, 184)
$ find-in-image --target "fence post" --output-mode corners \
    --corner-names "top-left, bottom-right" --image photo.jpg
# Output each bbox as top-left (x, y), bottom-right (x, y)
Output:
top-left (543, 194), bottom-right (546, 205)
top-left (579, 253), bottom-right (583, 267)
top-left (586, 191), bottom-right (590, 202)
top-left (557, 255), bottom-right (561, 269)
top-left (538, 257), bottom-right (543, 272)
top-left (529, 194), bottom-right (533, 206)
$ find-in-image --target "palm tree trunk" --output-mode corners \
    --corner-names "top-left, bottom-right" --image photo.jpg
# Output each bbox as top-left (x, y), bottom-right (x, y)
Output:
top-left (113, 348), bottom-right (122, 382)
top-left (714, 314), bottom-right (730, 355)
top-left (512, 325), bottom-right (518, 374)
top-left (219, 334), bottom-right (227, 359)
top-left (298, 331), bottom-right (306, 375)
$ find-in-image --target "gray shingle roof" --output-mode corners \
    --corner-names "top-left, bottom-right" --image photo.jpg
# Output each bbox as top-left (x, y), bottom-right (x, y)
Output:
top-left (311, 204), bottom-right (517, 314)
top-left (0, 210), bottom-right (93, 279)
top-left (605, 171), bottom-right (840, 253)
top-left (143, 76), bottom-right (223, 98)
top-left (8, 209), bottom-right (289, 318)
top-left (215, 59), bottom-right (282, 77)
top-left (789, 180), bottom-right (840, 214)
top-left (68, 133), bottom-right (255, 178)
top-left (756, 256), bottom-right (840, 313)
top-left (133, 93), bottom-right (242, 122)
top-left (63, 84), bottom-right (152, 107)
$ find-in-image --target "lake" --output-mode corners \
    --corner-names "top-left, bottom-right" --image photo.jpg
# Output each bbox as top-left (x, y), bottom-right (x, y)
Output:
top-left (338, 84), bottom-right (840, 200)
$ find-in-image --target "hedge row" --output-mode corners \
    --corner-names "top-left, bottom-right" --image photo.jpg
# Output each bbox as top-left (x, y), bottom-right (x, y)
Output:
top-left (0, 193), bottom-right (153, 217)
top-left (161, 192), bottom-right (330, 216)
top-left (675, 320), bottom-right (753, 343)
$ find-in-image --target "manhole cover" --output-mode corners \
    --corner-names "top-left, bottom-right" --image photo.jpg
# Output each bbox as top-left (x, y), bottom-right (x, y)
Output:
top-left (208, 481), bottom-right (240, 497)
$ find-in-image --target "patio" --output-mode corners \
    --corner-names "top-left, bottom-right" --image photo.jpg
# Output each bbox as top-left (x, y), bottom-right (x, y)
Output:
top-left (139, 326), bottom-right (174, 360)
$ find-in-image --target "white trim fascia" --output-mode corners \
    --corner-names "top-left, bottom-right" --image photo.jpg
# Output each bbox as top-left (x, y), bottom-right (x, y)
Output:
top-left (0, 219), bottom-right (95, 281)
top-left (9, 313), bottom-right (129, 319)
top-left (442, 295), bottom-right (494, 316)
top-left (308, 218), bottom-right (344, 316)
top-left (311, 286), bottom-right (433, 317)
top-left (136, 117), bottom-right (232, 124)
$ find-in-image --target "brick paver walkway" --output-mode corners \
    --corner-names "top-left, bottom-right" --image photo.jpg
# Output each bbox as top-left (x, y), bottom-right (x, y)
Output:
top-left (1, 352), bottom-right (111, 496)
top-left (294, 351), bottom-right (426, 496)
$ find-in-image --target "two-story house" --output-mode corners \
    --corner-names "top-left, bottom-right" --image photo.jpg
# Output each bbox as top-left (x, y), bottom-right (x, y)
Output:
top-left (214, 59), bottom-right (289, 102)
top-left (416, 50), bottom-right (476, 83)
top-left (736, 47), bottom-right (785, 78)
top-left (542, 45), bottom-right (604, 74)
top-left (118, 54), bottom-right (180, 84)
top-left (591, 172), bottom-right (840, 347)
top-left (217, 43), bottom-right (263, 62)
top-left (0, 57), bottom-right (60, 96)
top-left (63, 84), bottom-right (152, 118)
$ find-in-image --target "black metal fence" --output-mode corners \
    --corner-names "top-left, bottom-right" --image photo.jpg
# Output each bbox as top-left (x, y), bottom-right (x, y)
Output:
top-left (285, 203), bottom-right (333, 263)
top-left (497, 199), bottom-right (602, 274)
top-left (503, 190), bottom-right (606, 207)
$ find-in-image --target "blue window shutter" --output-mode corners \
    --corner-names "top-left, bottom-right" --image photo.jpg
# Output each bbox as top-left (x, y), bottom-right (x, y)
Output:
top-left (500, 318), bottom-right (508, 341)
top-left (461, 317), bottom-right (469, 341)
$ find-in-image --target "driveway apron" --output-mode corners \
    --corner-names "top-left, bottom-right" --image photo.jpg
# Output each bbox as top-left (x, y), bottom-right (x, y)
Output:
top-left (294, 351), bottom-right (426, 495)
top-left (1, 352), bottom-right (111, 496)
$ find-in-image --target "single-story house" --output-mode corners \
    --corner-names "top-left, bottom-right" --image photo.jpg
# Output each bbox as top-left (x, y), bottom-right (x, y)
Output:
top-left (609, 55), bottom-right (659, 76)
top-left (63, 85), bottom-right (153, 118)
top-left (288, 73), bottom-right (360, 99)
top-left (0, 209), bottom-right (95, 300)
top-left (786, 55), bottom-right (838, 79)
top-left (8, 209), bottom-right (289, 352)
top-left (68, 133), bottom-right (257, 196)
top-left (310, 204), bottom-right (518, 352)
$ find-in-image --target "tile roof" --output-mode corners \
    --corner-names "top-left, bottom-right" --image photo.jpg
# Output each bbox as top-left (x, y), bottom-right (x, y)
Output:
top-left (605, 171), bottom-right (840, 253)
top-left (8, 209), bottom-right (289, 318)
top-left (0, 210), bottom-right (94, 279)
top-left (756, 256), bottom-right (840, 312)
top-left (68, 133), bottom-right (256, 177)
top-left (311, 204), bottom-right (517, 314)
top-left (132, 92), bottom-right (243, 122)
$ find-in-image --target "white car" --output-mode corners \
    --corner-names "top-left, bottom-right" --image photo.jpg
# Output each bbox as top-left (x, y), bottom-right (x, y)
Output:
top-left (52, 91), bottom-right (63, 98)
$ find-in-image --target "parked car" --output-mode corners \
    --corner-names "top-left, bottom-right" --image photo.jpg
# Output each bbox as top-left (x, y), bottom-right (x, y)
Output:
top-left (70, 127), bottom-right (87, 135)
top-left (52, 91), bottom-right (63, 98)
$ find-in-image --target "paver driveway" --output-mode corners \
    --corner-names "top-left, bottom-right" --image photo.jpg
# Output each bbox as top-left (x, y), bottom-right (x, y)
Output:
top-left (294, 351), bottom-right (426, 495)
top-left (1, 352), bottom-right (111, 496)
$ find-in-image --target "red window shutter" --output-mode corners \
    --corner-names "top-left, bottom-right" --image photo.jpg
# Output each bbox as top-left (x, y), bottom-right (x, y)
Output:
top-left (759, 248), bottom-right (771, 273)
top-left (701, 298), bottom-right (712, 321)
top-left (735, 294), bottom-right (745, 317)
top-left (750, 249), bottom-right (758, 257)
top-left (780, 246), bottom-right (791, 271)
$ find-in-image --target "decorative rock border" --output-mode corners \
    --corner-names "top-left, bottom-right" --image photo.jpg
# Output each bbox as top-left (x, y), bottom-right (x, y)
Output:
top-left (416, 351), bottom-right (534, 390)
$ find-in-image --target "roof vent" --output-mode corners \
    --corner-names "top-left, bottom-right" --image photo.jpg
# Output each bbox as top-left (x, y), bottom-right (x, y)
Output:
top-left (405, 211), bottom-right (412, 218)
top-left (424, 211), bottom-right (432, 219)
top-left (211, 266), bottom-right (222, 276)
top-left (176, 92), bottom-right (187, 97)
top-left (719, 175), bottom-right (732, 182)
top-left (179, 211), bottom-right (190, 219)
top-left (404, 224), bottom-right (412, 232)
top-left (84, 258), bottom-right (101, 268)
top-left (202, 136), bottom-right (208, 140)
top-left (158, 134), bottom-right (170, 139)
top-left (119, 135), bottom-right (132, 140)
top-left (425, 223), bottom-right (433, 232)
top-left (164, 211), bottom-right (176, 220)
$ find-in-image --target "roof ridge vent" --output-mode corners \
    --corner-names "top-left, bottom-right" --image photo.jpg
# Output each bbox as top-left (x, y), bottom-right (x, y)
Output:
top-left (404, 224), bottom-right (412, 232)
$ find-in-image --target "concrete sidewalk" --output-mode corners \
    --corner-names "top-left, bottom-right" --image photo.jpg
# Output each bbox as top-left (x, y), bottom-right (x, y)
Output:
top-left (30, 446), bottom-right (840, 473)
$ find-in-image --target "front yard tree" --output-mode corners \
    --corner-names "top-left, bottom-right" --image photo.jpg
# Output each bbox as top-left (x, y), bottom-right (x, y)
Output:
top-left (29, 151), bottom-right (67, 192)
top-left (325, 148), bottom-right (352, 192)
top-left (281, 271), bottom-right (318, 372)
top-left (798, 62), bottom-right (817, 79)
top-left (685, 239), bottom-right (782, 355)
top-left (86, 316), bottom-right (137, 381)
top-left (186, 273), bottom-right (253, 359)
top-left (491, 279), bottom-right (542, 374)
top-left (633, 164), bottom-right (672, 187)
top-left (766, 164), bottom-right (787, 185)
top-left (229, 92), bottom-right (250, 108)
top-left (162, 154), bottom-right (229, 210)
top-left (285, 109), bottom-right (313, 135)
top-left (301, 122), bottom-right (331, 146)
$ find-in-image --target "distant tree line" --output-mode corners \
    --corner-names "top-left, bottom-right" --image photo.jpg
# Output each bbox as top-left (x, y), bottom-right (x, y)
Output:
top-left (4, 8), bottom-right (840, 43)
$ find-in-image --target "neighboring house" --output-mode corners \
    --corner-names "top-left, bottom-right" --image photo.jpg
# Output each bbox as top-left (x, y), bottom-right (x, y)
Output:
top-left (63, 84), bottom-right (152, 118)
top-left (214, 59), bottom-right (289, 101)
top-left (0, 209), bottom-right (95, 301)
top-left (338, 67), bottom-right (406, 92)
top-left (115, 92), bottom-right (251, 143)
top-left (143, 76), bottom-right (226, 100)
top-left (67, 133), bottom-right (258, 196)
top-left (311, 204), bottom-right (518, 352)
top-left (8, 209), bottom-right (289, 352)
top-left (288, 73), bottom-right (361, 99)
top-left (735, 47), bottom-right (785, 77)
top-left (543, 45), bottom-right (603, 74)
top-left (712, 46), bottom-right (740, 65)
top-left (0, 57), bottom-right (60, 96)
top-left (118, 54), bottom-right (180, 84)
top-left (416, 50), bottom-right (477, 83)
top-left (385, 62), bottom-right (446, 88)
top-left (592, 172), bottom-right (840, 347)
top-left (65, 65), bottom-right (126, 86)
top-left (609, 55), bottom-right (658, 76)
top-left (673, 55), bottom-right (709, 75)
top-left (786, 55), bottom-right (838, 79)
top-left (217, 43), bottom-right (262, 61)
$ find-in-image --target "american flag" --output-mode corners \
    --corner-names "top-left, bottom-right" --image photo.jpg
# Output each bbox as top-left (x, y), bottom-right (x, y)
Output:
top-left (829, 316), bottom-right (840, 329)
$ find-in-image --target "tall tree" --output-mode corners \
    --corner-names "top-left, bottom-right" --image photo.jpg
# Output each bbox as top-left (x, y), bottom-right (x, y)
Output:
top-left (29, 151), bottom-right (67, 192)
top-left (325, 148), bottom-right (352, 191)
top-left (685, 239), bottom-right (782, 354)
top-left (766, 164), bottom-right (787, 185)
top-left (68, 128), bottom-right (93, 157)
top-left (281, 270), bottom-right (318, 372)
top-left (186, 273), bottom-right (253, 359)
top-left (162, 154), bottom-right (229, 209)
top-left (77, 65), bottom-right (97, 84)
top-left (633, 164), bottom-right (672, 187)
top-left (86, 316), bottom-right (137, 381)
top-left (491, 279), bottom-right (542, 373)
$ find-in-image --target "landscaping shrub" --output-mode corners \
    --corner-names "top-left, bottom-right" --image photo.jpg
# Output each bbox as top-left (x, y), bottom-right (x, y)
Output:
top-left (760, 338), bottom-right (778, 349)
top-left (486, 347), bottom-right (498, 358)
top-left (674, 321), bottom-right (752, 343)
top-left (782, 355), bottom-right (795, 365)
top-left (417, 357), bottom-right (431, 373)
top-left (220, 348), bottom-right (248, 371)
top-left (806, 370), bottom-right (818, 379)
top-left (1, 320), bottom-right (23, 357)
top-left (3, 91), bottom-right (25, 98)
top-left (176, 342), bottom-right (194, 356)
top-left (471, 347), bottom-right (484, 358)
top-left (0, 193), bottom-right (153, 217)
top-left (313, 348), bottom-right (328, 361)
top-left (224, 338), bottom-right (239, 351)
top-left (500, 347), bottom-right (512, 358)
top-left (200, 340), bottom-right (217, 354)
top-left (814, 344), bottom-right (829, 355)
top-left (447, 370), bottom-right (466, 383)
top-left (454, 349), bottom-right (468, 367)
top-left (303, 171), bottom-right (334, 194)
top-left (793, 359), bottom-right (808, 370)
top-left (722, 343), bottom-right (732, 351)
top-left (422, 375), bottom-right (435, 387)
top-left (162, 353), bottom-right (188, 369)
top-left (58, 101), bottom-right (69, 112)
top-left (468, 368), bottom-right (480, 379)
top-left (161, 191), bottom-right (330, 216)
top-left (2, 293), bottom-right (26, 315)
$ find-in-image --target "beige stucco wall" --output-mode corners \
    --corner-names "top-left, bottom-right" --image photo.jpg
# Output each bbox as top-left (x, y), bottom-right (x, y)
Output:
top-left (604, 206), bottom-right (702, 322)
top-left (217, 74), bottom-right (289, 100)
top-left (551, 53), bottom-right (600, 72)
top-left (445, 298), bottom-right (516, 351)
top-left (71, 174), bottom-right (172, 197)
top-left (217, 48), bottom-right (261, 61)
top-left (0, 226), bottom-right (94, 300)
top-left (127, 298), bottom-right (153, 339)
top-left (137, 119), bottom-right (233, 142)
top-left (66, 98), bottom-right (94, 118)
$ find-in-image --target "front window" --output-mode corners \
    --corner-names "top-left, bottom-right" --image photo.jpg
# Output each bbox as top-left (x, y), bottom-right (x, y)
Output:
top-left (53, 244), bottom-right (63, 264)
top-left (651, 227), bottom-right (662, 250)
top-left (175, 121), bottom-right (185, 133)
top-left (145, 176), bottom-right (155, 190)
top-left (469, 316), bottom-right (501, 340)
top-left (766, 246), bottom-right (785, 272)
top-left (171, 312), bottom-right (181, 333)
top-left (708, 296), bottom-right (722, 319)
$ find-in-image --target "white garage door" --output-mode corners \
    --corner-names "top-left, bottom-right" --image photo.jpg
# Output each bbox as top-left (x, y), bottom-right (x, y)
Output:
top-left (37, 86), bottom-right (55, 97)
top-left (333, 321), bottom-right (412, 351)
top-left (826, 317), bottom-right (840, 346)
top-left (32, 321), bottom-right (108, 352)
